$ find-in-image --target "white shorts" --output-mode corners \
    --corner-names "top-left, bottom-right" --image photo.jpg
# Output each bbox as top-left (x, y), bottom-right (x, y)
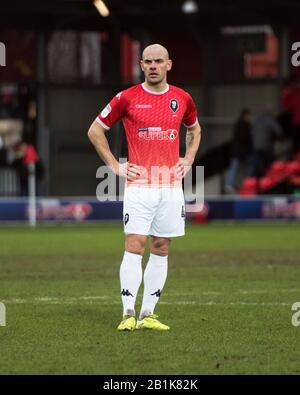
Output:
top-left (123, 186), bottom-right (185, 238)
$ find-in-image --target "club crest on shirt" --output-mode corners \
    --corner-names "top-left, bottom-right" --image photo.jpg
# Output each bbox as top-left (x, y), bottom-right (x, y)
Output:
top-left (170, 99), bottom-right (179, 113)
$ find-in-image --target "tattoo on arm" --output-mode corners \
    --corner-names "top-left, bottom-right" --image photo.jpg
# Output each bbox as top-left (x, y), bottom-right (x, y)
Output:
top-left (186, 129), bottom-right (195, 148)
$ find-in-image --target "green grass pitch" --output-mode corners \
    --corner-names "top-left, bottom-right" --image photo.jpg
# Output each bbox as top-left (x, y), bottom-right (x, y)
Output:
top-left (0, 223), bottom-right (300, 374)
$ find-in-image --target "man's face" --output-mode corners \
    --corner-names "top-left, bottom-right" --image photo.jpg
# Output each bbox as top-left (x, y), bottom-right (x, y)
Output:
top-left (140, 48), bottom-right (172, 85)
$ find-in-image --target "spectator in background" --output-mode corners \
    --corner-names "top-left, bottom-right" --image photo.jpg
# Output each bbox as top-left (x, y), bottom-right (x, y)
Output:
top-left (250, 109), bottom-right (282, 178)
top-left (281, 72), bottom-right (300, 155)
top-left (225, 108), bottom-right (252, 193)
top-left (12, 141), bottom-right (41, 196)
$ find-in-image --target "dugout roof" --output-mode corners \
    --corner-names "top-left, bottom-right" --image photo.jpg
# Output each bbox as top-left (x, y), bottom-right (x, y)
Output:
top-left (1, 0), bottom-right (300, 31)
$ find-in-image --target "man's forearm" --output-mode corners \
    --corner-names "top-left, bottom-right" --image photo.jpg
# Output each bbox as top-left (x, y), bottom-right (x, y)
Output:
top-left (88, 121), bottom-right (119, 172)
top-left (185, 124), bottom-right (201, 163)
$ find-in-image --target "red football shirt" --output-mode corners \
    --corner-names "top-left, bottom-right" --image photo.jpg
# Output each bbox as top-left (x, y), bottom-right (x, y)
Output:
top-left (97, 83), bottom-right (198, 185)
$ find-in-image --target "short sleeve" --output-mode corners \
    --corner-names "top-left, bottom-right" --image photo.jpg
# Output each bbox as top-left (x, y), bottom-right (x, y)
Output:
top-left (182, 94), bottom-right (198, 128)
top-left (96, 92), bottom-right (126, 130)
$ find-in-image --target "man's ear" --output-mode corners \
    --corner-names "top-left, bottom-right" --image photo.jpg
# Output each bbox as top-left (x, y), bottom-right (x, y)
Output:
top-left (140, 60), bottom-right (144, 72)
top-left (167, 59), bottom-right (172, 71)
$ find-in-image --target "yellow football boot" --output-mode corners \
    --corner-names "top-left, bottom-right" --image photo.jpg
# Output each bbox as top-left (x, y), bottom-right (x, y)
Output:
top-left (117, 315), bottom-right (136, 331)
top-left (136, 314), bottom-right (170, 331)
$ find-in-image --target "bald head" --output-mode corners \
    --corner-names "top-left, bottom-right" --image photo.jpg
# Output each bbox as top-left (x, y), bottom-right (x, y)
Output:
top-left (140, 43), bottom-right (172, 89)
top-left (142, 44), bottom-right (169, 61)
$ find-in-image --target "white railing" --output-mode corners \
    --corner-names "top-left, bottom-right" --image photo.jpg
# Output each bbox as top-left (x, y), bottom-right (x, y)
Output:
top-left (0, 167), bottom-right (19, 197)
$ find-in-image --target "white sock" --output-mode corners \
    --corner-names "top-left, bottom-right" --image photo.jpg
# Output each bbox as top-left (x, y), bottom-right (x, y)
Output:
top-left (139, 253), bottom-right (168, 319)
top-left (120, 251), bottom-right (143, 317)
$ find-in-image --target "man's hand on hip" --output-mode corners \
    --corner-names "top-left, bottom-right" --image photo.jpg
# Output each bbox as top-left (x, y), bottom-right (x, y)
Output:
top-left (175, 157), bottom-right (193, 179)
top-left (114, 162), bottom-right (141, 181)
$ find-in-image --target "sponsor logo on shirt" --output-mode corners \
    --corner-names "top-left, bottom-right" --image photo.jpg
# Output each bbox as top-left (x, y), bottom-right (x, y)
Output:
top-left (138, 127), bottom-right (162, 132)
top-left (138, 128), bottom-right (178, 141)
top-left (100, 104), bottom-right (112, 118)
top-left (135, 104), bottom-right (152, 108)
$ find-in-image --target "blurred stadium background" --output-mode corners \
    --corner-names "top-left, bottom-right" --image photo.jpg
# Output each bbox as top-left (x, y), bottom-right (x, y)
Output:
top-left (1, 0), bottom-right (300, 221)
top-left (1, 0), bottom-right (300, 375)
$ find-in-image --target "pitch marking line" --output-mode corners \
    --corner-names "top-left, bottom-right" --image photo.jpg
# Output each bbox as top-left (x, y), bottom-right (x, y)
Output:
top-left (1, 296), bottom-right (292, 307)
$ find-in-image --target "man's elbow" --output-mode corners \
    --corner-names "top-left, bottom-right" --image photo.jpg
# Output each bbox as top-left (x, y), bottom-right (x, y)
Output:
top-left (87, 123), bottom-right (100, 143)
top-left (87, 126), bottom-right (95, 142)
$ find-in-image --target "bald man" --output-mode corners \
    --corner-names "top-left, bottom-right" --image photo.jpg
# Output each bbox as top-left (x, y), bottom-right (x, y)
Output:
top-left (88, 44), bottom-right (201, 331)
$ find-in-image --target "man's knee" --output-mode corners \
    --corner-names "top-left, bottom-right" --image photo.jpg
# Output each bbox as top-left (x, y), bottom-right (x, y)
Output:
top-left (125, 234), bottom-right (147, 255)
top-left (150, 237), bottom-right (170, 256)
